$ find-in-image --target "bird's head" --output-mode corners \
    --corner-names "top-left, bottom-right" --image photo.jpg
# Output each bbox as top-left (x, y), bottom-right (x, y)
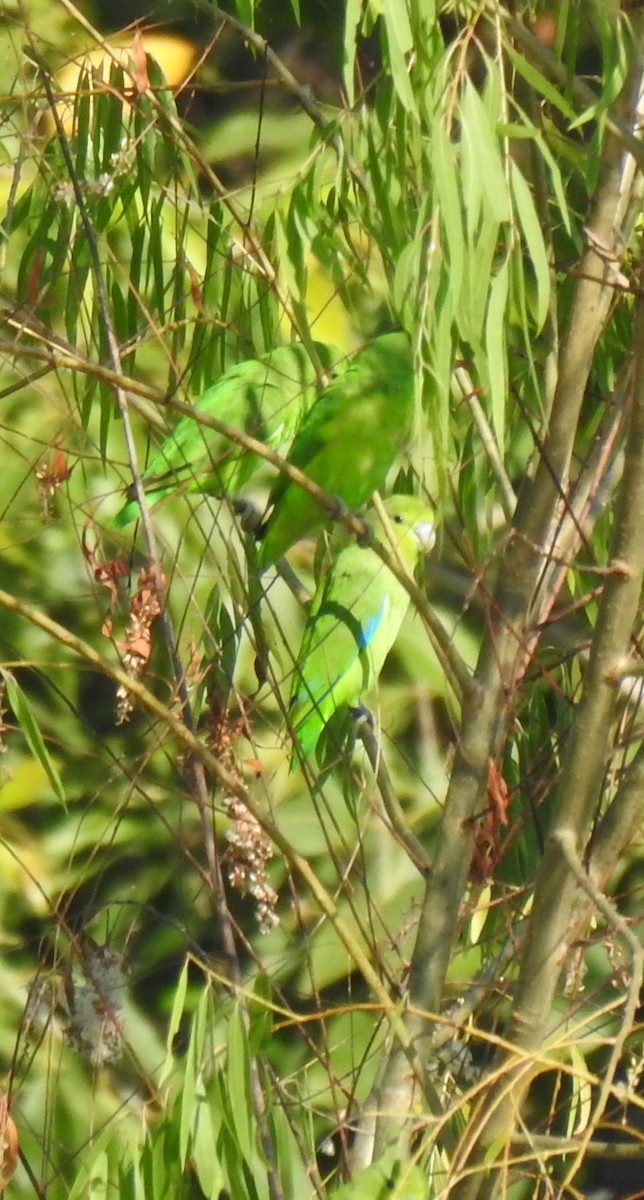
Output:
top-left (376, 495), bottom-right (436, 558)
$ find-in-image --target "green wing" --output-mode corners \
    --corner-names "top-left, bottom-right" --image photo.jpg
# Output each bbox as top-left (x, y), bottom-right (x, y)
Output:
top-left (332, 1149), bottom-right (429, 1200)
top-left (289, 495), bottom-right (435, 761)
top-left (257, 331), bottom-right (415, 569)
top-left (112, 341), bottom-right (340, 527)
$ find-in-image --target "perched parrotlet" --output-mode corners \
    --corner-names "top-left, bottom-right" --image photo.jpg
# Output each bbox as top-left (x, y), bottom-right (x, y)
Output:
top-left (111, 341), bottom-right (340, 527)
top-left (288, 494), bottom-right (436, 762)
top-left (256, 331), bottom-right (415, 569)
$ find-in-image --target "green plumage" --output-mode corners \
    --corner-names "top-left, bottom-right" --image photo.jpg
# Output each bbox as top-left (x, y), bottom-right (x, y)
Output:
top-left (289, 495), bottom-right (436, 762)
top-left (111, 341), bottom-right (340, 528)
top-left (257, 331), bottom-right (415, 569)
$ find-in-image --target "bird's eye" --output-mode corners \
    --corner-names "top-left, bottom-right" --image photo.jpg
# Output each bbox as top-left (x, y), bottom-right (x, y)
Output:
top-left (393, 514), bottom-right (404, 524)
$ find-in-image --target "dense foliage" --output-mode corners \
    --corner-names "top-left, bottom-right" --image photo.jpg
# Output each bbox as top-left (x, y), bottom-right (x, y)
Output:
top-left (1, 2), bottom-right (643, 1198)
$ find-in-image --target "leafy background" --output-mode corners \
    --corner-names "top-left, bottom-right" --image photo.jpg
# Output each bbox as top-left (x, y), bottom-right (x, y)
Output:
top-left (1, 2), bottom-right (643, 1199)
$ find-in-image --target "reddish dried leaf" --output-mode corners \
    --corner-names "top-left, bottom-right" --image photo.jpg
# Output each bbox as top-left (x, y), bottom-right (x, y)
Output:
top-left (131, 30), bottom-right (150, 94)
top-left (487, 759), bottom-right (510, 827)
top-left (469, 759), bottom-right (512, 883)
top-left (25, 248), bottom-right (46, 306)
top-left (0, 1094), bottom-right (18, 1192)
top-left (186, 260), bottom-right (204, 311)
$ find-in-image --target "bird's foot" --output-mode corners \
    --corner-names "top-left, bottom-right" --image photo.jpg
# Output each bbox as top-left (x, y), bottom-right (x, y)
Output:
top-left (232, 497), bottom-right (262, 535)
top-left (354, 517), bottom-right (374, 548)
top-left (325, 493), bottom-right (347, 522)
top-left (350, 703), bottom-right (374, 732)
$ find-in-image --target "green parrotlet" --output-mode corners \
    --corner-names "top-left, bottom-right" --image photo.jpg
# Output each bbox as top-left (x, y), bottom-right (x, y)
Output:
top-left (257, 331), bottom-right (416, 569)
top-left (112, 341), bottom-right (340, 527)
top-left (289, 493), bottom-right (435, 762)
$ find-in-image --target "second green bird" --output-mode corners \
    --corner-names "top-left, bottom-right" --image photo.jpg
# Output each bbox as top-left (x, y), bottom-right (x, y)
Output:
top-left (288, 494), bottom-right (436, 763)
top-left (112, 341), bottom-right (340, 527)
top-left (257, 331), bottom-right (416, 568)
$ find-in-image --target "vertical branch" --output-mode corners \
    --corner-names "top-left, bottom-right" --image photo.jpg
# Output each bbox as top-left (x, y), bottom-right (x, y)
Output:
top-left (369, 18), bottom-right (644, 1161)
top-left (452, 244), bottom-right (644, 1196)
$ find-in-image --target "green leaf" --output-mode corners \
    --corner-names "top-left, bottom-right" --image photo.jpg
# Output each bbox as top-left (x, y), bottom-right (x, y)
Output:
top-left (509, 160), bottom-right (550, 331)
top-left (226, 1004), bottom-right (254, 1162)
top-left (192, 1088), bottom-right (225, 1199)
top-left (247, 971), bottom-right (274, 1056)
top-left (180, 983), bottom-right (211, 1165)
top-left (484, 259), bottom-right (509, 448)
top-left (378, 0), bottom-right (418, 116)
top-left (461, 78), bottom-right (510, 225)
top-left (343, 0), bottom-right (362, 106)
top-left (3, 670), bottom-right (66, 807)
top-left (506, 46), bottom-right (577, 121)
top-left (158, 958), bottom-right (189, 1087)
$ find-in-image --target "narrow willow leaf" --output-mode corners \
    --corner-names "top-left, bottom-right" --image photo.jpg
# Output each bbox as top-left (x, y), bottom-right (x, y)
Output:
top-left (393, 233), bottom-right (423, 323)
top-left (427, 296), bottom-right (454, 479)
top-left (269, 1106), bottom-right (310, 1200)
top-left (66, 231), bottom-right (92, 345)
top-left (433, 129), bottom-right (464, 314)
top-left (484, 259), bottom-right (509, 447)
top-left (100, 66), bottom-right (127, 172)
top-left (192, 1093), bottom-right (225, 1199)
top-left (65, 1123), bottom-right (115, 1199)
top-left (380, 0), bottom-right (418, 116)
top-left (72, 63), bottom-right (92, 179)
top-left (158, 959), bottom-right (189, 1087)
top-left (247, 971), bottom-right (273, 1056)
top-left (111, 277), bottom-right (129, 344)
top-left (232, 0), bottom-right (255, 28)
top-left (459, 216), bottom-right (499, 347)
top-left (149, 194), bottom-right (167, 322)
top-left (498, 120), bottom-right (571, 236)
top-left (568, 11), bottom-right (628, 130)
top-left (506, 45), bottom-right (577, 121)
top-left (134, 106), bottom-right (154, 209)
top-left (3, 671), bottom-right (66, 807)
top-left (180, 984), bottom-right (210, 1165)
top-left (461, 78), bottom-right (510, 225)
top-left (459, 118), bottom-right (483, 244)
top-left (509, 161), bottom-right (550, 331)
top-left (226, 1005), bottom-right (253, 1162)
top-left (128, 221), bottom-right (145, 346)
top-left (117, 1155), bottom-right (137, 1200)
top-left (567, 1043), bottom-right (592, 1136)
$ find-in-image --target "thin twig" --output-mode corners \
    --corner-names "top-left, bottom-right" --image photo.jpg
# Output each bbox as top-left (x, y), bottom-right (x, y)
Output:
top-left (29, 40), bottom-right (244, 986)
top-left (553, 828), bottom-right (644, 1192)
top-left (198, 2), bottom-right (367, 192)
top-left (0, 584), bottom-right (442, 1115)
top-left (357, 716), bottom-right (433, 875)
top-left (453, 366), bottom-right (516, 520)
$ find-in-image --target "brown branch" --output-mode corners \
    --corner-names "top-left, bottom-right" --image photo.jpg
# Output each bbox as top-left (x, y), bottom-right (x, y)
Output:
top-left (449, 242), bottom-right (644, 1200)
top-left (29, 39), bottom-right (246, 995)
top-left (356, 717), bottom-right (433, 875)
top-left (366, 20), bottom-right (644, 1168)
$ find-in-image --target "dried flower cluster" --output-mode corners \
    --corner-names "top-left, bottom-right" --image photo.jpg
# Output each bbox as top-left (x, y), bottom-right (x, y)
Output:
top-left (64, 943), bottom-right (125, 1066)
top-left (112, 566), bottom-right (163, 723)
top-left (83, 530), bottom-right (164, 723)
top-left (202, 671), bottom-right (279, 933)
top-left (23, 942), bottom-right (125, 1069)
top-left (224, 794), bottom-right (278, 934)
top-left (35, 441), bottom-right (73, 518)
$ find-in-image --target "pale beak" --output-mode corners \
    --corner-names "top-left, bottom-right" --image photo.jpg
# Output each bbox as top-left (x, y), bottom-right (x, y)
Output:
top-left (414, 521), bottom-right (436, 554)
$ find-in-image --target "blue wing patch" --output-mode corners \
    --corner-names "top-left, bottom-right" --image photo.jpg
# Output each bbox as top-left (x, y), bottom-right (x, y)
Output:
top-left (359, 595), bottom-right (390, 650)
